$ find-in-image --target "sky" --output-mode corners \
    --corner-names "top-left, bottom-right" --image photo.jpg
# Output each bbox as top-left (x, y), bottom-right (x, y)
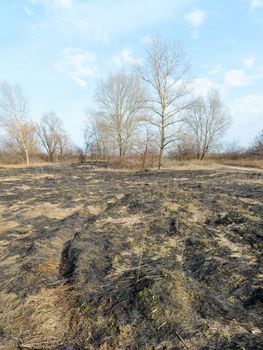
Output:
top-left (0, 0), bottom-right (263, 148)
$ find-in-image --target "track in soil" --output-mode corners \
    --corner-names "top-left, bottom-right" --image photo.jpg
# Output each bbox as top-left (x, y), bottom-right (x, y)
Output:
top-left (0, 163), bottom-right (262, 349)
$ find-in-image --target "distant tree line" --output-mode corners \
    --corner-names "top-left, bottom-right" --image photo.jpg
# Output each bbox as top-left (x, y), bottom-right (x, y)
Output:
top-left (0, 36), bottom-right (261, 168)
top-left (0, 81), bottom-right (71, 165)
top-left (82, 36), bottom-right (232, 169)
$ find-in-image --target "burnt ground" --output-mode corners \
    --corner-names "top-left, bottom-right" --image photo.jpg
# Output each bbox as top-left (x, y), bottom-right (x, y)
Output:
top-left (0, 163), bottom-right (262, 350)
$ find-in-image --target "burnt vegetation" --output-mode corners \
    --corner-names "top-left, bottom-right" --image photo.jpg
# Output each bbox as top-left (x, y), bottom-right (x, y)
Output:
top-left (0, 163), bottom-right (262, 349)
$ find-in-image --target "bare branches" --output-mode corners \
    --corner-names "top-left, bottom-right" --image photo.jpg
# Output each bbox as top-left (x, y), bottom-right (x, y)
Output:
top-left (36, 112), bottom-right (70, 162)
top-left (133, 35), bottom-right (192, 169)
top-left (37, 112), bottom-right (61, 162)
top-left (85, 111), bottom-right (112, 161)
top-left (184, 89), bottom-right (230, 160)
top-left (0, 81), bottom-right (36, 165)
top-left (94, 72), bottom-right (147, 162)
top-left (250, 129), bottom-right (263, 156)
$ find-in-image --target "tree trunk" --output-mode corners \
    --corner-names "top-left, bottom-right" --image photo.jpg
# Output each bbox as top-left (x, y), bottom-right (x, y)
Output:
top-left (119, 145), bottom-right (126, 164)
top-left (49, 152), bottom-right (54, 162)
top-left (158, 123), bottom-right (165, 169)
top-left (158, 146), bottom-right (164, 170)
top-left (200, 149), bottom-right (206, 160)
top-left (25, 149), bottom-right (30, 165)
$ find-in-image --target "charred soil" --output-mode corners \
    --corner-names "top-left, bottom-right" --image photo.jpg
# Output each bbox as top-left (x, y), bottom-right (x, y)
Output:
top-left (0, 164), bottom-right (262, 349)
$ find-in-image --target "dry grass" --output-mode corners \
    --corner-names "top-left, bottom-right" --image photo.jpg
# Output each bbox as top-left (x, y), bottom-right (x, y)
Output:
top-left (0, 221), bottom-right (19, 235)
top-left (23, 202), bottom-right (83, 220)
top-left (87, 205), bottom-right (105, 215)
top-left (100, 213), bottom-right (143, 228)
top-left (220, 158), bottom-right (263, 169)
top-left (0, 287), bottom-right (68, 349)
top-left (0, 163), bottom-right (262, 349)
top-left (0, 161), bottom-right (72, 169)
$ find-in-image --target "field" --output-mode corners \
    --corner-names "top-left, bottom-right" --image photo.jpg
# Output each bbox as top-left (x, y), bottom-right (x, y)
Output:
top-left (0, 163), bottom-right (262, 350)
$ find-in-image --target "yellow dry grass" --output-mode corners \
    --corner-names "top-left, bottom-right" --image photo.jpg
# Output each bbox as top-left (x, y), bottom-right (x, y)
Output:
top-left (187, 202), bottom-right (208, 223)
top-left (87, 205), bottom-right (104, 215)
top-left (23, 202), bottom-right (83, 220)
top-left (0, 221), bottom-right (19, 235)
top-left (0, 205), bottom-right (7, 214)
top-left (100, 214), bottom-right (143, 228)
top-left (164, 201), bottom-right (180, 213)
top-left (0, 287), bottom-right (68, 349)
top-left (221, 158), bottom-right (263, 169)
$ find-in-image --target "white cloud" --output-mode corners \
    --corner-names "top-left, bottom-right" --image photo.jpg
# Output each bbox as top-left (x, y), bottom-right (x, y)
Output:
top-left (185, 10), bottom-right (206, 28)
top-left (54, 0), bottom-right (72, 6)
top-left (185, 10), bottom-right (206, 39)
top-left (30, 0), bottom-right (189, 45)
top-left (224, 69), bottom-right (249, 88)
top-left (243, 57), bottom-right (255, 68)
top-left (209, 64), bottom-right (222, 75)
top-left (227, 95), bottom-right (263, 145)
top-left (251, 0), bottom-right (263, 10)
top-left (31, 0), bottom-right (73, 9)
top-left (54, 48), bottom-right (97, 87)
top-left (232, 95), bottom-right (263, 114)
top-left (112, 49), bottom-right (141, 66)
top-left (191, 77), bottom-right (220, 96)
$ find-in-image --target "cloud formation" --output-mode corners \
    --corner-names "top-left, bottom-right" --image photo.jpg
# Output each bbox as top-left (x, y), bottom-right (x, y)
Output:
top-left (251, 0), bottom-right (263, 10)
top-left (224, 69), bottom-right (249, 88)
top-left (31, 0), bottom-right (73, 9)
top-left (112, 49), bottom-right (141, 67)
top-left (54, 48), bottom-right (97, 87)
top-left (191, 77), bottom-right (220, 96)
top-left (229, 94), bottom-right (263, 144)
top-left (185, 10), bottom-right (206, 38)
top-left (243, 57), bottom-right (255, 68)
top-left (185, 10), bottom-right (206, 27)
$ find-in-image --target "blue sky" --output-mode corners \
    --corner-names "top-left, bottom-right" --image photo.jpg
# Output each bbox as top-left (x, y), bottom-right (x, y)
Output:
top-left (0, 0), bottom-right (263, 147)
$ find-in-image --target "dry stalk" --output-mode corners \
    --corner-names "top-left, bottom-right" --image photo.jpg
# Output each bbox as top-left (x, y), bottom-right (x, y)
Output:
top-left (136, 223), bottom-right (148, 282)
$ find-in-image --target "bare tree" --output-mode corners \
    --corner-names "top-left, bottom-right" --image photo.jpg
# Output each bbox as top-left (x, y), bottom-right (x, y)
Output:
top-left (173, 131), bottom-right (197, 161)
top-left (185, 89), bottom-right (230, 160)
top-left (135, 126), bottom-right (158, 170)
top-left (76, 129), bottom-right (91, 163)
top-left (4, 120), bottom-right (37, 163)
top-left (250, 130), bottom-right (263, 156)
top-left (37, 111), bottom-right (70, 162)
top-left (57, 130), bottom-right (70, 162)
top-left (37, 112), bottom-right (62, 162)
top-left (95, 72), bottom-right (146, 163)
top-left (223, 141), bottom-right (244, 159)
top-left (85, 111), bottom-right (112, 160)
top-left (133, 35), bottom-right (192, 169)
top-left (76, 146), bottom-right (87, 163)
top-left (0, 81), bottom-right (36, 165)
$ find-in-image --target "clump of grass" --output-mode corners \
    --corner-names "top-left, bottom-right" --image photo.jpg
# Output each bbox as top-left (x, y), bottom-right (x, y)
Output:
top-left (0, 287), bottom-right (68, 349)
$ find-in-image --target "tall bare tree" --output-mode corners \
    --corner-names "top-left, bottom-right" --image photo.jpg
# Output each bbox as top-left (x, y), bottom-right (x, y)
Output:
top-left (185, 89), bottom-right (230, 160)
top-left (37, 112), bottom-right (62, 162)
top-left (133, 36), bottom-right (192, 169)
top-left (37, 111), bottom-right (70, 162)
top-left (0, 81), bottom-right (36, 165)
top-left (95, 72), bottom-right (146, 162)
top-left (85, 112), bottom-right (112, 160)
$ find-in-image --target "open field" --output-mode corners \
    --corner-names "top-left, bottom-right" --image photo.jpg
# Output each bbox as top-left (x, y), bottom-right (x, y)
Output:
top-left (0, 163), bottom-right (262, 350)
top-left (220, 159), bottom-right (263, 170)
